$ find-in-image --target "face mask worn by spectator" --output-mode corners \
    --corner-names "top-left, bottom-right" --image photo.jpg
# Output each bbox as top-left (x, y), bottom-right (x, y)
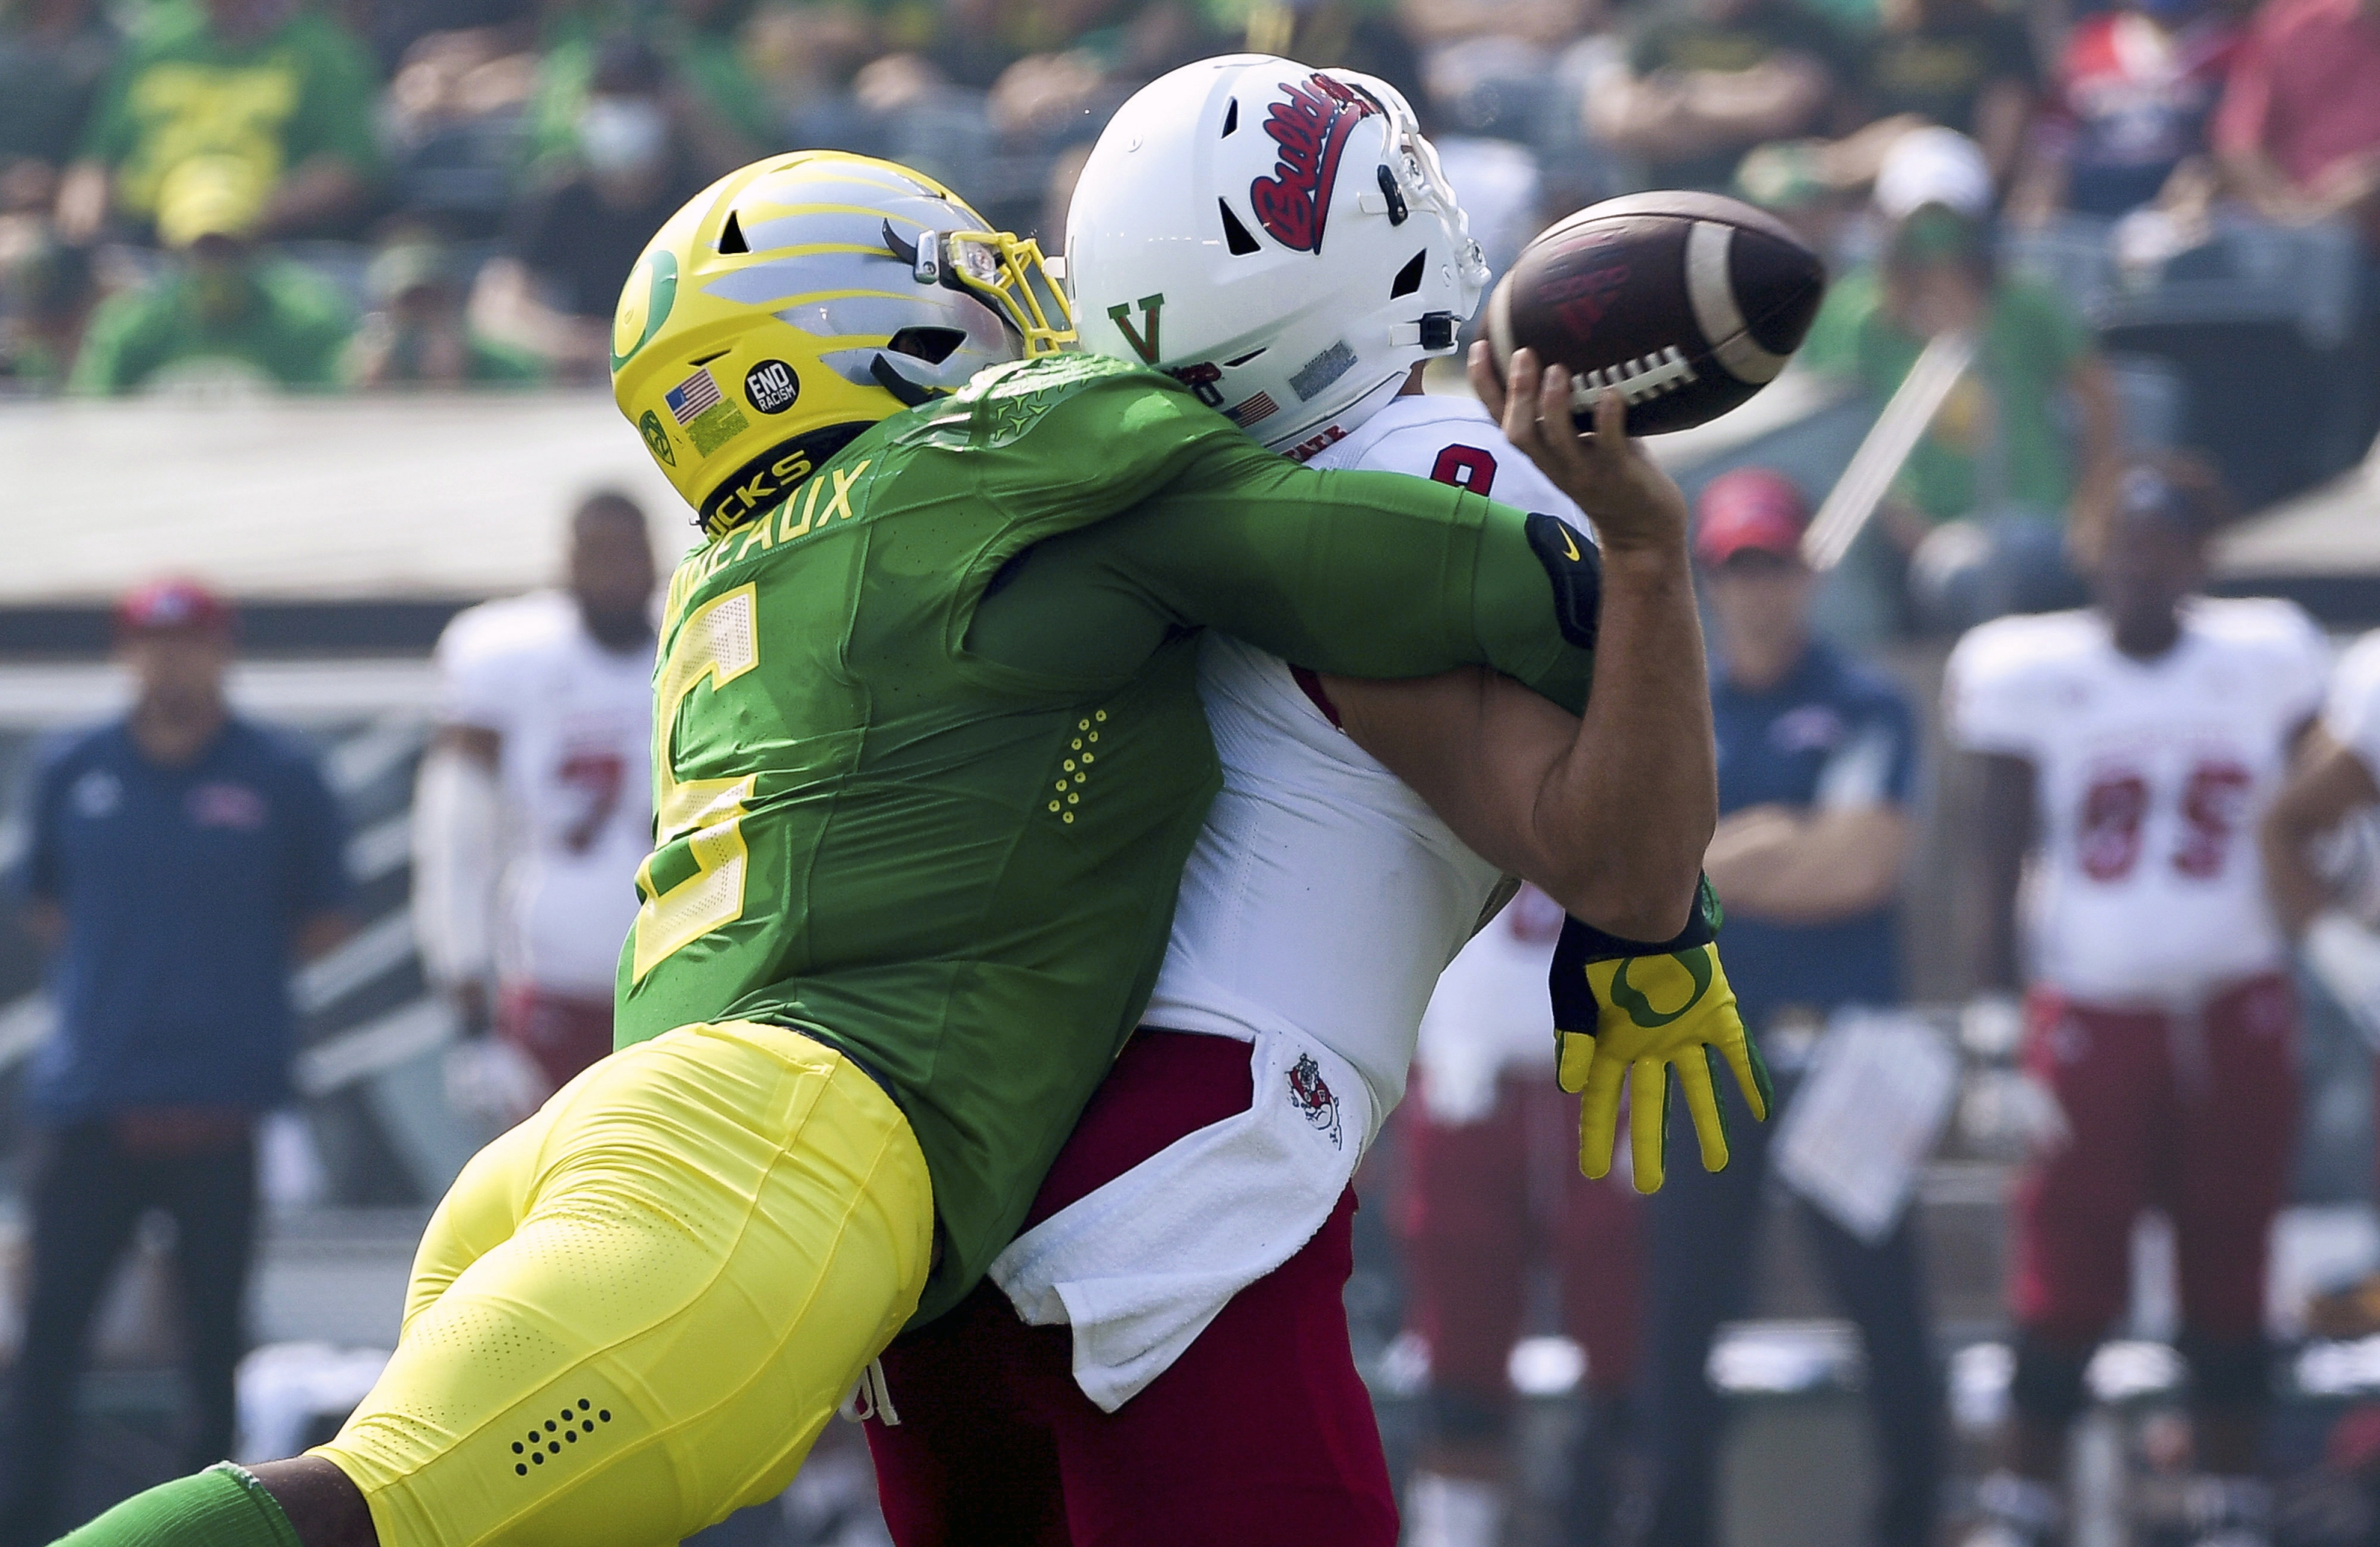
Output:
top-left (579, 96), bottom-right (667, 180)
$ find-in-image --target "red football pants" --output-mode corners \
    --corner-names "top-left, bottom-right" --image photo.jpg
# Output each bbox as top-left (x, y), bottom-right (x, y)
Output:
top-left (864, 1029), bottom-right (1399, 1547)
top-left (495, 984), bottom-right (615, 1091)
top-left (1396, 1070), bottom-right (1642, 1410)
top-left (2012, 974), bottom-right (2297, 1344)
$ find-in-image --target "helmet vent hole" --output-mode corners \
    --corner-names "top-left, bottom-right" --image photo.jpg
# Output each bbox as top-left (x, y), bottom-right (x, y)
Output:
top-left (1223, 347), bottom-right (1266, 367)
top-left (887, 326), bottom-right (965, 364)
top-left (1390, 250), bottom-right (1426, 298)
top-left (1221, 98), bottom-right (1239, 137)
top-left (1219, 200), bottom-right (1260, 256)
top-left (718, 210), bottom-right (749, 254)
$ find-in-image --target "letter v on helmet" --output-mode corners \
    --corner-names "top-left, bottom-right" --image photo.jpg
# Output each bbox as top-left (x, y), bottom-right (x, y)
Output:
top-left (1107, 294), bottom-right (1165, 364)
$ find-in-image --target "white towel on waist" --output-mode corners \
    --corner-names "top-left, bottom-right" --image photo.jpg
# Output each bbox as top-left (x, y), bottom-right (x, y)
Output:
top-left (987, 1013), bottom-right (1371, 1413)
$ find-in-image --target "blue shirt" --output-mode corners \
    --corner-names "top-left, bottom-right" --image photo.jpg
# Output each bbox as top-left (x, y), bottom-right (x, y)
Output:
top-left (13, 716), bottom-right (350, 1119)
top-left (1712, 641), bottom-right (1917, 1026)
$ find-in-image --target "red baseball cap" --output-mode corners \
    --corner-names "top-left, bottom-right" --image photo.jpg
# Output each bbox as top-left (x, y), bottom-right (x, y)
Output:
top-left (1694, 469), bottom-right (1810, 567)
top-left (116, 578), bottom-right (234, 636)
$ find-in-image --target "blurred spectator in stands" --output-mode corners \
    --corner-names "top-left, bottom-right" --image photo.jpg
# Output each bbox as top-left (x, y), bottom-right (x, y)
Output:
top-left (54, 0), bottom-right (379, 244)
top-left (1587, 0), bottom-right (1848, 193)
top-left (1801, 129), bottom-right (2120, 630)
top-left (69, 158), bottom-right (354, 392)
top-left (2213, 0), bottom-right (2380, 472)
top-left (0, 228), bottom-right (97, 387)
top-left (1394, 883), bottom-right (1641, 1547)
top-left (414, 492), bottom-right (655, 1128)
top-left (1853, 0), bottom-right (2036, 184)
top-left (471, 36), bottom-right (706, 382)
top-left (1226, 0), bottom-right (1423, 100)
top-left (1736, 0), bottom-right (2040, 231)
top-left (0, 0), bottom-right (117, 216)
top-left (1402, 0), bottom-right (1598, 279)
top-left (1946, 457), bottom-right (2323, 1547)
top-left (745, 2), bottom-right (881, 138)
top-left (353, 0), bottom-right (532, 79)
top-left (379, 25), bottom-right (543, 223)
top-left (2213, 0), bottom-right (2380, 243)
top-left (0, 579), bottom-right (353, 1547)
top-left (2013, 0), bottom-right (2239, 221)
top-left (1638, 469), bottom-right (1937, 1547)
top-left (524, 0), bottom-right (773, 176)
top-left (344, 231), bottom-right (543, 387)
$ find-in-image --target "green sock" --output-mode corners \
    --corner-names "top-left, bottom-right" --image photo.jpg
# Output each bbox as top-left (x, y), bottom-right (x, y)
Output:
top-left (55, 1463), bottom-right (302, 1547)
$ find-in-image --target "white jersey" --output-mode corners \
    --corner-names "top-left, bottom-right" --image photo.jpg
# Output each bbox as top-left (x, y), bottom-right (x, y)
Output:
top-left (2323, 630), bottom-right (2380, 776)
top-left (434, 592), bottom-right (656, 997)
top-left (1410, 883), bottom-right (1568, 1125)
top-left (2315, 630), bottom-right (2380, 924)
top-left (1142, 393), bottom-right (1590, 1129)
top-left (991, 394), bottom-right (1595, 1412)
top-left (1944, 599), bottom-right (2328, 1003)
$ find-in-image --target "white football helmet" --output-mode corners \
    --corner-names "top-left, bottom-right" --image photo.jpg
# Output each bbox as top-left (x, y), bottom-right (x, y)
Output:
top-left (1066, 54), bottom-right (1490, 460)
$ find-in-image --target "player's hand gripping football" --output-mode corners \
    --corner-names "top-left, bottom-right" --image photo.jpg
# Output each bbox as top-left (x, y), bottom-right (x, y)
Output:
top-left (1550, 879), bottom-right (1775, 1192)
top-left (1467, 341), bottom-right (1693, 559)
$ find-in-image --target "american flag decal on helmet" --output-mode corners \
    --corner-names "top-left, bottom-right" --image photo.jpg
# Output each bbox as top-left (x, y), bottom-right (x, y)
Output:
top-left (1226, 392), bottom-right (1279, 428)
top-left (666, 368), bottom-right (724, 426)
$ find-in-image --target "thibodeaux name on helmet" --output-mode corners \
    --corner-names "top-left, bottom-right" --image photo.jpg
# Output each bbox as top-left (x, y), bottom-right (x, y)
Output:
top-left (611, 151), bottom-right (1074, 538)
top-left (1067, 55), bottom-right (1492, 463)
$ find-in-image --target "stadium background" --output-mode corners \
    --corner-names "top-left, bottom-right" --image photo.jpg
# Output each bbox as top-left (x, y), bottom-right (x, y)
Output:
top-left (7, 0), bottom-right (2380, 1540)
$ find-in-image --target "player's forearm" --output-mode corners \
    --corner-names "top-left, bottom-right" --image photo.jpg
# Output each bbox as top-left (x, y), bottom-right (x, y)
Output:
top-left (1706, 807), bottom-right (1909, 924)
top-left (1526, 543), bottom-right (1714, 938)
top-left (2260, 733), bottom-right (2380, 936)
top-left (1680, 59), bottom-right (1830, 141)
top-left (2260, 807), bottom-right (2333, 937)
top-left (1969, 752), bottom-right (2036, 991)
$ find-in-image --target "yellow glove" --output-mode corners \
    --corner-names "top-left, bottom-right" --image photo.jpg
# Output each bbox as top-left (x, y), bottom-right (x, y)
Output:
top-left (1548, 878), bottom-right (1773, 1192)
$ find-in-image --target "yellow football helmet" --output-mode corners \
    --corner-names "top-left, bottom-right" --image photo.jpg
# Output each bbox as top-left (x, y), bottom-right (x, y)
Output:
top-left (611, 151), bottom-right (1074, 538)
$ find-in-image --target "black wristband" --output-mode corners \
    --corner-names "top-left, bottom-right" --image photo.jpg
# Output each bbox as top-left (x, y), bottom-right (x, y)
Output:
top-left (1548, 875), bottom-right (1723, 1030)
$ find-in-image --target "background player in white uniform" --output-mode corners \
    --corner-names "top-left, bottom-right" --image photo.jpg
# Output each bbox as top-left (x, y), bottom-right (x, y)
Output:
top-left (2260, 613), bottom-right (2380, 1337)
top-left (863, 56), bottom-right (1754, 1547)
top-left (1946, 457), bottom-right (2329, 1547)
top-left (411, 490), bottom-right (657, 1118)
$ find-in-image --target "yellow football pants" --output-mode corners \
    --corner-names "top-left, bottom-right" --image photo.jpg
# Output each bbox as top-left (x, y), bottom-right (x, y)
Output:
top-left (311, 1020), bottom-right (933, 1546)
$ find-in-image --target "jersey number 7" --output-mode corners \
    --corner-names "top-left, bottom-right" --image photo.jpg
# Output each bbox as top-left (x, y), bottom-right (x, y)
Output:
top-left (631, 584), bottom-right (759, 980)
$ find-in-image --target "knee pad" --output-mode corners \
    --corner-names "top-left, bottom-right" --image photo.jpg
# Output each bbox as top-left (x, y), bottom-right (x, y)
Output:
top-left (2010, 1334), bottom-right (2091, 1426)
top-left (2179, 1334), bottom-right (2270, 1410)
top-left (1427, 1386), bottom-right (1511, 1446)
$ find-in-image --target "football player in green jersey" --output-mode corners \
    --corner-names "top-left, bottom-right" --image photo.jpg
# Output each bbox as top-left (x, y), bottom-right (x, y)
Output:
top-left (54, 149), bottom-right (1721, 1547)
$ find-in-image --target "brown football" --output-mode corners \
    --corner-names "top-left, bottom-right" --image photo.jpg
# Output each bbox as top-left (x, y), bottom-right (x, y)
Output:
top-left (1485, 191), bottom-right (1827, 435)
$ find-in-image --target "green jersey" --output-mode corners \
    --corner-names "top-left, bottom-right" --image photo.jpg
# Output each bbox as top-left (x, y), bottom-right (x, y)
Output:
top-left (79, 3), bottom-right (381, 229)
top-left (616, 354), bottom-right (1596, 1323)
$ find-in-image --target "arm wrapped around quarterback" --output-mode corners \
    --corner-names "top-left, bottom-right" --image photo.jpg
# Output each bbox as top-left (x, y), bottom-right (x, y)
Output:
top-left (1549, 875), bottom-right (1775, 1193)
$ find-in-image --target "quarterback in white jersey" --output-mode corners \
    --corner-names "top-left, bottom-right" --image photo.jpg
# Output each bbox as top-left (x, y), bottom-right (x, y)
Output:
top-left (863, 54), bottom-right (1752, 1547)
top-left (1945, 460), bottom-right (2326, 1547)
top-left (411, 492), bottom-right (658, 1110)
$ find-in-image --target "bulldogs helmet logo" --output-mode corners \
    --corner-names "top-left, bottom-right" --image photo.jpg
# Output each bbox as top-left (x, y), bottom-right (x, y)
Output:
top-left (1248, 74), bottom-right (1377, 254)
top-left (1287, 1052), bottom-right (1344, 1149)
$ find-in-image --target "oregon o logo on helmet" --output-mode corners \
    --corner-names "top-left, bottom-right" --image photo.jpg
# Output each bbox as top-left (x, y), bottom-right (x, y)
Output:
top-left (638, 410), bottom-right (677, 467)
top-left (1606, 949), bottom-right (1714, 1029)
top-left (744, 359), bottom-right (800, 414)
top-left (610, 248), bottom-right (679, 374)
